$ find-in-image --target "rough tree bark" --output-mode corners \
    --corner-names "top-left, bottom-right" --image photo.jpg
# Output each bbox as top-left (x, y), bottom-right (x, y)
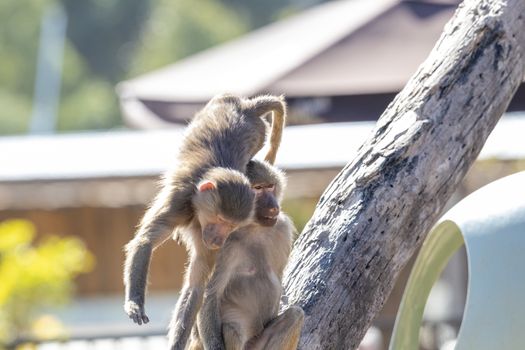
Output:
top-left (281, 0), bottom-right (525, 349)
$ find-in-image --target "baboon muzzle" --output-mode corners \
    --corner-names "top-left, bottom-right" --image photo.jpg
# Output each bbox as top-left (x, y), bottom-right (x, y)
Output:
top-left (202, 223), bottom-right (233, 249)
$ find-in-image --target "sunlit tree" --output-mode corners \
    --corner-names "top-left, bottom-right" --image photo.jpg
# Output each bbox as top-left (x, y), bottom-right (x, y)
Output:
top-left (0, 220), bottom-right (94, 344)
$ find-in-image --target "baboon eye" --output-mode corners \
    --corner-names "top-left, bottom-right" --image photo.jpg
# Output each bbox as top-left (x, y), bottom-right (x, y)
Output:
top-left (217, 216), bottom-right (236, 231)
top-left (253, 185), bottom-right (263, 191)
top-left (266, 184), bottom-right (275, 191)
top-left (217, 216), bottom-right (232, 225)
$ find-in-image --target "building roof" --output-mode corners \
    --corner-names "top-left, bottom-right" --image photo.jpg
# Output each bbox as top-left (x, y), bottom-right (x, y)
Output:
top-left (265, 1), bottom-right (458, 96)
top-left (119, 0), bottom-right (399, 102)
top-left (2, 113), bottom-right (524, 183)
top-left (117, 0), bottom-right (461, 127)
top-left (0, 122), bottom-right (368, 183)
top-left (1, 114), bottom-right (524, 209)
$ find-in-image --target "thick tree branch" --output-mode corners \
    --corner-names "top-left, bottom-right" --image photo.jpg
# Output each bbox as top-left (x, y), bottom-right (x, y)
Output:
top-left (281, 1), bottom-right (525, 349)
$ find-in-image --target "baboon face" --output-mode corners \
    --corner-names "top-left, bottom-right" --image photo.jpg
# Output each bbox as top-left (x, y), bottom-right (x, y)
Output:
top-left (193, 178), bottom-right (253, 249)
top-left (200, 215), bottom-right (238, 250)
top-left (253, 183), bottom-right (280, 227)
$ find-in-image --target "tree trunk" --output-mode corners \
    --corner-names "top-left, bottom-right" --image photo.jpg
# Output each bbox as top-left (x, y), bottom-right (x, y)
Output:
top-left (281, 0), bottom-right (525, 349)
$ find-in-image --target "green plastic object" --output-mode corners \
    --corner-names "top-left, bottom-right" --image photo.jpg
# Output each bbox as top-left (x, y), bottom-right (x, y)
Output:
top-left (389, 171), bottom-right (525, 350)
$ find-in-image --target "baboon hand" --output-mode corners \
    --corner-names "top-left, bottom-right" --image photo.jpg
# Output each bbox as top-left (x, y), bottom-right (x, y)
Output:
top-left (124, 299), bottom-right (150, 325)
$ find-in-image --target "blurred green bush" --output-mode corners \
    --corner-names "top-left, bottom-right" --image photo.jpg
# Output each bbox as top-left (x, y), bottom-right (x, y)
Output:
top-left (0, 0), bottom-right (304, 135)
top-left (0, 220), bottom-right (94, 344)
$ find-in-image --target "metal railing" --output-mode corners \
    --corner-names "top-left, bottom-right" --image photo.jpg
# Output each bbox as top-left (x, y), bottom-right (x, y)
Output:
top-left (4, 317), bottom-right (462, 350)
top-left (5, 327), bottom-right (167, 350)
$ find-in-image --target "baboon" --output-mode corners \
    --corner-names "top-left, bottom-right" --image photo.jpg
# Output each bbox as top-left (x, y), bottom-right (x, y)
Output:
top-left (123, 94), bottom-right (287, 349)
top-left (191, 160), bottom-right (304, 350)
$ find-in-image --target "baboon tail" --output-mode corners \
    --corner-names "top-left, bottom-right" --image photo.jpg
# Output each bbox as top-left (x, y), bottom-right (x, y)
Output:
top-left (246, 95), bottom-right (286, 165)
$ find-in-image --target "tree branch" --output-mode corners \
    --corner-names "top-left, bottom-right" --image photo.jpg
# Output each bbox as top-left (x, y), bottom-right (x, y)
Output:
top-left (281, 1), bottom-right (525, 348)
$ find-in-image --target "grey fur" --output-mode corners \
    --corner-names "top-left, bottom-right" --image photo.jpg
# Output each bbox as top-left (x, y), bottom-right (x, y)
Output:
top-left (191, 161), bottom-right (304, 350)
top-left (123, 94), bottom-right (287, 349)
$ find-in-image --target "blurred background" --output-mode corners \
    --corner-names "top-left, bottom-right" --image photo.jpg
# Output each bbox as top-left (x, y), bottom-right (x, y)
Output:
top-left (1, 0), bottom-right (524, 349)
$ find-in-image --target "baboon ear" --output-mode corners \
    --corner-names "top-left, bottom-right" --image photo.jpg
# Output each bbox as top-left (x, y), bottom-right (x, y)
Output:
top-left (199, 181), bottom-right (216, 192)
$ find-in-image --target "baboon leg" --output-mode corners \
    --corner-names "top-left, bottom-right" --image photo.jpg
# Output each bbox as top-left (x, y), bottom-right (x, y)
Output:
top-left (223, 323), bottom-right (244, 350)
top-left (248, 306), bottom-right (304, 350)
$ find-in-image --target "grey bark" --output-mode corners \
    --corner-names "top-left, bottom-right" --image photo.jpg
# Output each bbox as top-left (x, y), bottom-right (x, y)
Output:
top-left (281, 0), bottom-right (525, 349)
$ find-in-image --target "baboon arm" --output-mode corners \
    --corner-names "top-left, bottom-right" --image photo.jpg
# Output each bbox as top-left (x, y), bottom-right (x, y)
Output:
top-left (168, 250), bottom-right (215, 350)
top-left (123, 241), bottom-right (152, 325)
top-left (123, 197), bottom-right (178, 325)
top-left (197, 248), bottom-right (235, 349)
top-left (168, 285), bottom-right (204, 350)
top-left (198, 294), bottom-right (225, 350)
top-left (124, 183), bottom-right (184, 325)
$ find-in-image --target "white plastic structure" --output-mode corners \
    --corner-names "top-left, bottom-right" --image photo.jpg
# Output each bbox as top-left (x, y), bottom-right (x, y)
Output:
top-left (389, 171), bottom-right (525, 350)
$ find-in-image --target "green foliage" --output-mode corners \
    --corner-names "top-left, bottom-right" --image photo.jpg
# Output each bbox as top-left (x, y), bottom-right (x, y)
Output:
top-left (282, 197), bottom-right (318, 233)
top-left (129, 0), bottom-right (248, 76)
top-left (0, 0), bottom-right (302, 136)
top-left (0, 91), bottom-right (33, 135)
top-left (0, 220), bottom-right (94, 343)
top-left (0, 0), bottom-right (123, 135)
top-left (220, 0), bottom-right (296, 28)
top-left (59, 0), bottom-right (151, 82)
top-left (0, 0), bottom-right (51, 135)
